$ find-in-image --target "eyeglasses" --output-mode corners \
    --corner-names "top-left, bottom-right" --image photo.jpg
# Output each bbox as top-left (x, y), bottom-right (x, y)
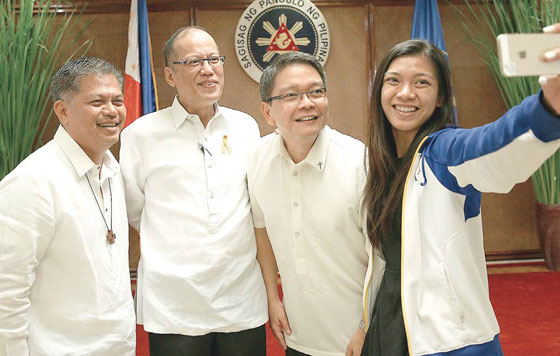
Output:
top-left (171, 56), bottom-right (225, 67)
top-left (266, 88), bottom-right (327, 104)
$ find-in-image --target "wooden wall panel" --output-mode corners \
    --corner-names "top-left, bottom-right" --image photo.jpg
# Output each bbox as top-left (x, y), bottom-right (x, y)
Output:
top-left (320, 5), bottom-right (368, 142)
top-left (31, 1), bottom-right (543, 271)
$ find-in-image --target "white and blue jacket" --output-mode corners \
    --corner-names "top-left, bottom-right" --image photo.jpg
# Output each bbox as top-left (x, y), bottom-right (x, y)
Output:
top-left (363, 92), bottom-right (560, 356)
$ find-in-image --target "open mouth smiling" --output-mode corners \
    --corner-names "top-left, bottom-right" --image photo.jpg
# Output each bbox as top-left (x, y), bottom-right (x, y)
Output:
top-left (199, 80), bottom-right (218, 87)
top-left (97, 122), bottom-right (119, 128)
top-left (394, 105), bottom-right (418, 113)
top-left (295, 116), bottom-right (318, 122)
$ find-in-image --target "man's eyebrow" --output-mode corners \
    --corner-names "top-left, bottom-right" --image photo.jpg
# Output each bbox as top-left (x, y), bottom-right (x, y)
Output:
top-left (275, 81), bottom-right (324, 92)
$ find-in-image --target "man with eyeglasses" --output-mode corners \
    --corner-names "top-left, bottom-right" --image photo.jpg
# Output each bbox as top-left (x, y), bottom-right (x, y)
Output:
top-left (119, 26), bottom-right (267, 356)
top-left (247, 52), bottom-right (369, 355)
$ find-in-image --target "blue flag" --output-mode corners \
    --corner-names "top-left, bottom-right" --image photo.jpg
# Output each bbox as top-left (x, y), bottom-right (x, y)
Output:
top-left (411, 0), bottom-right (448, 55)
top-left (138, 0), bottom-right (157, 115)
top-left (411, 0), bottom-right (457, 124)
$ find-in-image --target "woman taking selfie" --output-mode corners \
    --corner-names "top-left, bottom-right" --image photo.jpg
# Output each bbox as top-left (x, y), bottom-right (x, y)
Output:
top-left (361, 25), bottom-right (560, 356)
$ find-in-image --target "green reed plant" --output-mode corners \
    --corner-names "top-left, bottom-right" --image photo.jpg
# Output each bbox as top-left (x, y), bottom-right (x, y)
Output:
top-left (453, 0), bottom-right (560, 204)
top-left (0, 0), bottom-right (91, 180)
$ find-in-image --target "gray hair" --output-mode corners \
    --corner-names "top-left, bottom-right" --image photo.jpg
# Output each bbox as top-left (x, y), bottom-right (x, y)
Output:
top-left (163, 26), bottom-right (213, 66)
top-left (50, 57), bottom-right (123, 101)
top-left (259, 52), bottom-right (327, 101)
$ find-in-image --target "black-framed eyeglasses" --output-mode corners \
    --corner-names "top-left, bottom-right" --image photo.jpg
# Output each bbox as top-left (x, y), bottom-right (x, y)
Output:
top-left (171, 56), bottom-right (225, 67)
top-left (265, 88), bottom-right (327, 104)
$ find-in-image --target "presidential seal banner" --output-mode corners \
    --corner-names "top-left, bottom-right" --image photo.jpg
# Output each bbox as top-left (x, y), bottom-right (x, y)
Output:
top-left (235, 0), bottom-right (330, 82)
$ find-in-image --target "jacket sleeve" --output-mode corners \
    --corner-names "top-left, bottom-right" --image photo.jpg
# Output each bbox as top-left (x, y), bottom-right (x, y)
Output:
top-left (362, 240), bottom-right (385, 329)
top-left (0, 175), bottom-right (55, 356)
top-left (426, 92), bottom-right (560, 194)
top-left (119, 128), bottom-right (145, 232)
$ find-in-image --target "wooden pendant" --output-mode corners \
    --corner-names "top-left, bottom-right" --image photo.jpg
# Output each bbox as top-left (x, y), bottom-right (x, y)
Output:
top-left (106, 230), bottom-right (116, 244)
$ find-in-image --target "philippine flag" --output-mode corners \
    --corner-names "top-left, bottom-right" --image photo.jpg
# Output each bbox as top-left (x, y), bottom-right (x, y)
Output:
top-left (123, 0), bottom-right (158, 128)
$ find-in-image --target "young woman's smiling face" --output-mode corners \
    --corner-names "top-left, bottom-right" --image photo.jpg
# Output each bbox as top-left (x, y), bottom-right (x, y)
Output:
top-left (381, 54), bottom-right (442, 153)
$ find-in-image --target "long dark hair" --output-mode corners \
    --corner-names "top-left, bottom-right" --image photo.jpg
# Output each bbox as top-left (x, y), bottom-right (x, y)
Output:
top-left (363, 39), bottom-right (454, 248)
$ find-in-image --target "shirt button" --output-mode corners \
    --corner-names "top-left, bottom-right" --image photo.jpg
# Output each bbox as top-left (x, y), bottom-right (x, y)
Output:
top-left (295, 232), bottom-right (300, 237)
top-left (293, 172), bottom-right (298, 176)
top-left (293, 202), bottom-right (299, 207)
top-left (204, 137), bottom-right (208, 142)
top-left (209, 193), bottom-right (214, 199)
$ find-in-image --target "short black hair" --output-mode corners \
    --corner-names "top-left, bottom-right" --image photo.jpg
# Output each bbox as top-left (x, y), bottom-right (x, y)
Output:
top-left (259, 52), bottom-right (327, 101)
top-left (50, 57), bottom-right (122, 101)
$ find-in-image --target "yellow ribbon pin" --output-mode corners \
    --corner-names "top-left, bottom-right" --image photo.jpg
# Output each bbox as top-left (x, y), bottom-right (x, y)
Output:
top-left (222, 135), bottom-right (231, 154)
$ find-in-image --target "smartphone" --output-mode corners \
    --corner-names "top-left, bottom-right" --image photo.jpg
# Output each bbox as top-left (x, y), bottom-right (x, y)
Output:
top-left (496, 33), bottom-right (560, 77)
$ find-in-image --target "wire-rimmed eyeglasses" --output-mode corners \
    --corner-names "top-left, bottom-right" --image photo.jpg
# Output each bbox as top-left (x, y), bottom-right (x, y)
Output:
top-left (171, 56), bottom-right (225, 67)
top-left (265, 88), bottom-right (327, 104)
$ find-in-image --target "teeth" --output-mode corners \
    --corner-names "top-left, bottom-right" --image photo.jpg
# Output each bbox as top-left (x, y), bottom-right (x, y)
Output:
top-left (296, 116), bottom-right (316, 122)
top-left (99, 123), bottom-right (117, 127)
top-left (395, 105), bottom-right (417, 113)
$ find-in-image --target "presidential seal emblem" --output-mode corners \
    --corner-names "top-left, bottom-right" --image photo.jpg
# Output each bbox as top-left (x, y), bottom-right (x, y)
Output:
top-left (235, 0), bottom-right (330, 83)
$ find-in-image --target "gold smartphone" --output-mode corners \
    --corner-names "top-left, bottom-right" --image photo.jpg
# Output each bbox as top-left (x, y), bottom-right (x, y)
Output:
top-left (497, 33), bottom-right (560, 77)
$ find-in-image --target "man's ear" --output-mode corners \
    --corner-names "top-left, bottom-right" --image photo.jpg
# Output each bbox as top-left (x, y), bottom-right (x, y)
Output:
top-left (53, 100), bottom-right (69, 126)
top-left (164, 66), bottom-right (176, 88)
top-left (261, 101), bottom-right (276, 127)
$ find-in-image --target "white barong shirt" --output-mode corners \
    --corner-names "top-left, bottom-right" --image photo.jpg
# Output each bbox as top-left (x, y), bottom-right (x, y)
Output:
top-left (248, 126), bottom-right (369, 356)
top-left (0, 126), bottom-right (136, 356)
top-left (120, 97), bottom-right (267, 335)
